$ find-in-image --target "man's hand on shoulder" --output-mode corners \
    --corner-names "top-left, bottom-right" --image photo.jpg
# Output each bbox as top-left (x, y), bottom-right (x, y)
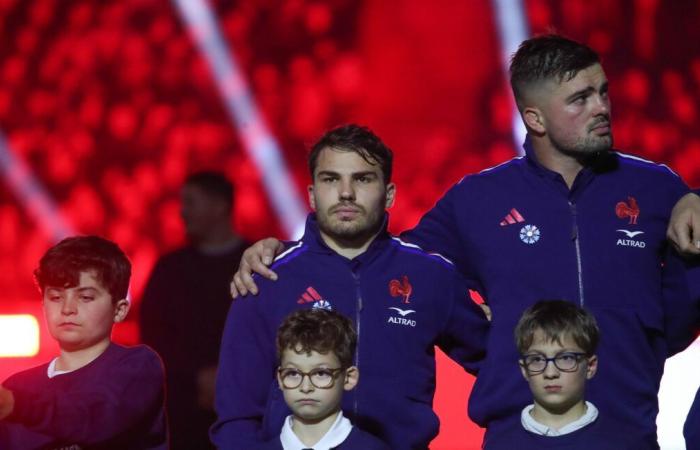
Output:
top-left (0, 385), bottom-right (14, 420)
top-left (230, 238), bottom-right (285, 298)
top-left (668, 192), bottom-right (700, 256)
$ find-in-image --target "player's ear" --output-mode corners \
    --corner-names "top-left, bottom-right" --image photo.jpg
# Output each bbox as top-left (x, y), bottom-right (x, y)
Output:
top-left (385, 183), bottom-right (396, 208)
top-left (585, 354), bottom-right (598, 380)
top-left (113, 299), bottom-right (130, 323)
top-left (343, 366), bottom-right (359, 391)
top-left (308, 185), bottom-right (316, 210)
top-left (523, 106), bottom-right (545, 134)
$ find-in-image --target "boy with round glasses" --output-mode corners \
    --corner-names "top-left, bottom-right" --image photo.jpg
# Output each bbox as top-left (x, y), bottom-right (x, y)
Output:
top-left (485, 300), bottom-right (648, 449)
top-left (259, 308), bottom-right (389, 449)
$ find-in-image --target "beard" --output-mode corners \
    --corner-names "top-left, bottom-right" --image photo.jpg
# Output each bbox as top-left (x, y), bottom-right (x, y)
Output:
top-left (551, 120), bottom-right (614, 158)
top-left (554, 133), bottom-right (613, 156)
top-left (316, 202), bottom-right (384, 245)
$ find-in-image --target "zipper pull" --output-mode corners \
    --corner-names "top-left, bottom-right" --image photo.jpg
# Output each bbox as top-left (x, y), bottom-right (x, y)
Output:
top-left (569, 202), bottom-right (578, 240)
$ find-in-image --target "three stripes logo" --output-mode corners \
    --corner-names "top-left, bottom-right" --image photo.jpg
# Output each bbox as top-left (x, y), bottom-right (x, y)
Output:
top-left (500, 208), bottom-right (525, 226)
top-left (298, 286), bottom-right (332, 310)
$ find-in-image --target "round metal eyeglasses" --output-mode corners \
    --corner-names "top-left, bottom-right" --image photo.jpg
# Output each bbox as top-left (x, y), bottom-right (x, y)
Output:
top-left (277, 367), bottom-right (346, 389)
top-left (520, 352), bottom-right (587, 374)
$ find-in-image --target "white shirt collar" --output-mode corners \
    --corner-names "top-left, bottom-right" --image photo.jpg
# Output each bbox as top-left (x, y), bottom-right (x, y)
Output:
top-left (521, 401), bottom-right (599, 436)
top-left (47, 358), bottom-right (72, 379)
top-left (280, 411), bottom-right (353, 450)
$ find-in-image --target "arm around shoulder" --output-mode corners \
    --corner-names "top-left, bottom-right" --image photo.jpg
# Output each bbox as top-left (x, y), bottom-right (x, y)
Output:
top-left (402, 180), bottom-right (482, 284)
top-left (435, 269), bottom-right (489, 375)
top-left (231, 237), bottom-right (285, 297)
top-left (668, 190), bottom-right (700, 255)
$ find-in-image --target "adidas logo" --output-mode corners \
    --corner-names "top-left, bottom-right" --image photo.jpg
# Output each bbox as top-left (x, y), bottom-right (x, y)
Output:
top-left (298, 286), bottom-right (323, 304)
top-left (500, 208), bottom-right (525, 226)
top-left (298, 286), bottom-right (333, 310)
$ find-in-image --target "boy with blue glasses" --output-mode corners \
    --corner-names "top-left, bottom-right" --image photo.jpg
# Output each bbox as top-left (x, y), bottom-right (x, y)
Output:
top-left (485, 300), bottom-right (649, 449)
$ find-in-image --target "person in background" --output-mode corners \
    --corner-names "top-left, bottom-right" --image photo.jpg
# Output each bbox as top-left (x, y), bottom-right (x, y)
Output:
top-left (140, 171), bottom-right (249, 450)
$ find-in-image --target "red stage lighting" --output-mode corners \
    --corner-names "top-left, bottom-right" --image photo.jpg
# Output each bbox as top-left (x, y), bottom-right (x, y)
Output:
top-left (0, 314), bottom-right (40, 357)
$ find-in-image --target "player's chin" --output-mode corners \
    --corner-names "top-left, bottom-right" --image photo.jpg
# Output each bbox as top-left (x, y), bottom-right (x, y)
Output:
top-left (590, 133), bottom-right (613, 148)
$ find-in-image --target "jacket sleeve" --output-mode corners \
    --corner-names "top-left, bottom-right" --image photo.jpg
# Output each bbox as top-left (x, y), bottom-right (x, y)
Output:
top-left (685, 386), bottom-right (700, 449)
top-left (663, 250), bottom-right (700, 355)
top-left (210, 289), bottom-right (277, 449)
top-left (435, 270), bottom-right (489, 375)
top-left (401, 181), bottom-right (483, 292)
top-left (4, 348), bottom-right (165, 445)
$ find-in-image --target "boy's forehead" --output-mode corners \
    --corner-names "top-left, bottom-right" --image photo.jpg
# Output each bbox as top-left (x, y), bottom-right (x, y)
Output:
top-left (529, 329), bottom-right (582, 352)
top-left (44, 269), bottom-right (105, 290)
top-left (281, 346), bottom-right (340, 366)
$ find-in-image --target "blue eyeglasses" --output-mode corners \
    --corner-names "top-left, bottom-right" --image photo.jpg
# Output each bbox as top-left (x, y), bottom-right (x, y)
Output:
top-left (520, 352), bottom-right (587, 374)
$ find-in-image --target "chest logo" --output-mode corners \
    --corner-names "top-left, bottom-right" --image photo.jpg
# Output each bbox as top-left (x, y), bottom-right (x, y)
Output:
top-left (616, 229), bottom-right (646, 248)
top-left (387, 307), bottom-right (417, 327)
top-left (519, 224), bottom-right (541, 244)
top-left (615, 196), bottom-right (640, 224)
top-left (616, 229), bottom-right (644, 238)
top-left (500, 207), bottom-right (525, 226)
top-left (297, 286), bottom-right (332, 310)
top-left (389, 275), bottom-right (413, 304)
top-left (389, 307), bottom-right (416, 316)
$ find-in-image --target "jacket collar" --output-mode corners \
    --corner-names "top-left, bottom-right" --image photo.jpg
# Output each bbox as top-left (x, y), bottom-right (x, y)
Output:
top-left (301, 213), bottom-right (392, 265)
top-left (522, 134), bottom-right (614, 199)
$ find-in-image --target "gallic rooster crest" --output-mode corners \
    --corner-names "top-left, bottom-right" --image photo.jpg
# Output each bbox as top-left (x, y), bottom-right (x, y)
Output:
top-left (389, 275), bottom-right (413, 304)
top-left (615, 196), bottom-right (640, 225)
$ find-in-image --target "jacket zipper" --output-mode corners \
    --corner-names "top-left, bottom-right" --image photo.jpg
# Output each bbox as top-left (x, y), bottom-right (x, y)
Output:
top-left (569, 201), bottom-right (585, 306)
top-left (351, 270), bottom-right (362, 417)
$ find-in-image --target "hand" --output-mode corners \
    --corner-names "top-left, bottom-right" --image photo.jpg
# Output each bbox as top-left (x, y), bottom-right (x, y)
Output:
top-left (667, 192), bottom-right (700, 256)
top-left (0, 385), bottom-right (14, 420)
top-left (230, 238), bottom-right (285, 298)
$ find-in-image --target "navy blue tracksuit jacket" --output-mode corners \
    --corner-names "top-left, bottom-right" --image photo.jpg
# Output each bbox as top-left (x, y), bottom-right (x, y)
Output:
top-left (212, 215), bottom-right (489, 449)
top-left (406, 137), bottom-right (695, 444)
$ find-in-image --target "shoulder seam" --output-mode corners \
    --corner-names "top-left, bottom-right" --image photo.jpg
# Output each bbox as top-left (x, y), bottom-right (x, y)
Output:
top-left (390, 237), bottom-right (455, 266)
top-left (614, 151), bottom-right (680, 177)
top-left (477, 156), bottom-right (524, 174)
top-left (267, 241), bottom-right (307, 273)
top-left (273, 241), bottom-right (304, 262)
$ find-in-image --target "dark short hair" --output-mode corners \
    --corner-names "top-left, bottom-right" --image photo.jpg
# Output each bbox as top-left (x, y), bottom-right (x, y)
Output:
top-left (514, 300), bottom-right (599, 356)
top-left (185, 171), bottom-right (234, 209)
top-left (308, 124), bottom-right (393, 183)
top-left (34, 236), bottom-right (131, 302)
top-left (276, 308), bottom-right (357, 368)
top-left (510, 34), bottom-right (600, 108)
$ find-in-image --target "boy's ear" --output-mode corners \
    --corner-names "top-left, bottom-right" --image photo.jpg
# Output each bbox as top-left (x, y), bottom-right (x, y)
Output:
top-left (585, 355), bottom-right (598, 380)
top-left (276, 368), bottom-right (284, 391)
top-left (113, 299), bottom-right (130, 323)
top-left (343, 366), bottom-right (359, 392)
top-left (519, 360), bottom-right (530, 381)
